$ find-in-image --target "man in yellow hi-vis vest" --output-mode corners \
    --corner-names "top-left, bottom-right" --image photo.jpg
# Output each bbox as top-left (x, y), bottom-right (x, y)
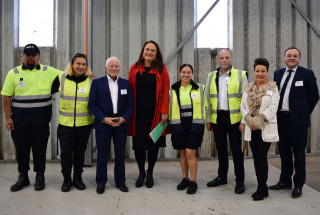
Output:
top-left (1, 44), bottom-right (63, 192)
top-left (205, 49), bottom-right (248, 194)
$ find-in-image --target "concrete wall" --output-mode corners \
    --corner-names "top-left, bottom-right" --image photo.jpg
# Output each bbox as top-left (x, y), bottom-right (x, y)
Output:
top-left (0, 0), bottom-right (195, 160)
top-left (1, 0), bottom-right (320, 161)
top-left (230, 0), bottom-right (320, 155)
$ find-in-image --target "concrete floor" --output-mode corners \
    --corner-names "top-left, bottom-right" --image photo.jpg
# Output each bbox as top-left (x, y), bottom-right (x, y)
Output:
top-left (1, 159), bottom-right (320, 215)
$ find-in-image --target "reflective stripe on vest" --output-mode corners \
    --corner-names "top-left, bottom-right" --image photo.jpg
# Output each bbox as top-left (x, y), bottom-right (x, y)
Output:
top-left (11, 94), bottom-right (52, 108)
top-left (208, 68), bottom-right (246, 124)
top-left (13, 68), bottom-right (19, 74)
top-left (59, 111), bottom-right (91, 117)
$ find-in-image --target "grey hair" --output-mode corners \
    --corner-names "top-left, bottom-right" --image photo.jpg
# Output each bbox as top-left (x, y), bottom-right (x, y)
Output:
top-left (218, 49), bottom-right (232, 57)
top-left (105, 57), bottom-right (120, 67)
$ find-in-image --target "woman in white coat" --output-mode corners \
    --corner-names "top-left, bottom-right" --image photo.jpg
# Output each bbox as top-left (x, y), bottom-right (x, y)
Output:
top-left (240, 58), bottom-right (280, 201)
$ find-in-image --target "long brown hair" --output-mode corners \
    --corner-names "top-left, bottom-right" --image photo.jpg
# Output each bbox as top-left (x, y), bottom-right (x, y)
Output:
top-left (135, 40), bottom-right (163, 73)
top-left (66, 53), bottom-right (92, 76)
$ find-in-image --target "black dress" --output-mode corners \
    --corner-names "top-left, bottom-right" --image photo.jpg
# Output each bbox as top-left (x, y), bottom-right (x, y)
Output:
top-left (133, 67), bottom-right (166, 151)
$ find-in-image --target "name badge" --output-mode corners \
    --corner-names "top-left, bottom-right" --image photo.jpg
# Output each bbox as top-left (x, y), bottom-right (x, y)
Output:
top-left (225, 77), bottom-right (230, 84)
top-left (295, 81), bottom-right (303, 87)
top-left (121, 89), bottom-right (127, 95)
top-left (79, 87), bottom-right (87, 93)
top-left (17, 81), bottom-right (25, 88)
top-left (191, 94), bottom-right (198, 99)
top-left (266, 90), bottom-right (273, 96)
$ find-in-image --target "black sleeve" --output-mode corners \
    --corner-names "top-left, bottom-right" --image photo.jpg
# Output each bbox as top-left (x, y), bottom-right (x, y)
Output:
top-left (51, 76), bottom-right (60, 94)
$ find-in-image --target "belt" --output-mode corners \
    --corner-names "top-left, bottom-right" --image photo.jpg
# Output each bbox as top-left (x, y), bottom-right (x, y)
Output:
top-left (279, 111), bottom-right (289, 116)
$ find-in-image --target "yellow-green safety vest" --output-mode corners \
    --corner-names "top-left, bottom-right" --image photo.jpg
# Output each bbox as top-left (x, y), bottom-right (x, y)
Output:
top-left (207, 67), bottom-right (246, 124)
top-left (169, 84), bottom-right (206, 133)
top-left (59, 72), bottom-right (94, 127)
top-left (0, 64), bottom-right (62, 126)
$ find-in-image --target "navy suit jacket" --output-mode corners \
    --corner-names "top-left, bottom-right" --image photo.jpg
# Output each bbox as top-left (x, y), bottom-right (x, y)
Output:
top-left (89, 76), bottom-right (134, 131)
top-left (274, 66), bottom-right (319, 128)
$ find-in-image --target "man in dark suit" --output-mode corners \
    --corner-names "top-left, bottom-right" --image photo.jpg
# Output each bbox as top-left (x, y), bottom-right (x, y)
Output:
top-left (270, 47), bottom-right (319, 198)
top-left (89, 57), bottom-right (134, 194)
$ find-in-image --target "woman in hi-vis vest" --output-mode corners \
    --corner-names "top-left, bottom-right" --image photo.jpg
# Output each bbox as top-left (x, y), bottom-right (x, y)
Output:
top-left (54, 53), bottom-right (94, 192)
top-left (169, 64), bottom-right (207, 194)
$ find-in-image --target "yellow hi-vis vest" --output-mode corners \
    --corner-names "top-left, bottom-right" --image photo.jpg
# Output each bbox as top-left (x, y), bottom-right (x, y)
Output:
top-left (0, 64), bottom-right (62, 126)
top-left (169, 84), bottom-right (206, 133)
top-left (59, 72), bottom-right (94, 127)
top-left (207, 67), bottom-right (246, 124)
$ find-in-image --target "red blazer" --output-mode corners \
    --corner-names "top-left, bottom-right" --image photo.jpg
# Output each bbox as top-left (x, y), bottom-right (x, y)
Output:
top-left (128, 63), bottom-right (170, 136)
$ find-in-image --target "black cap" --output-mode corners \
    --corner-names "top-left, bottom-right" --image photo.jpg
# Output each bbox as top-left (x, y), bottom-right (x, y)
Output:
top-left (23, 44), bottom-right (40, 55)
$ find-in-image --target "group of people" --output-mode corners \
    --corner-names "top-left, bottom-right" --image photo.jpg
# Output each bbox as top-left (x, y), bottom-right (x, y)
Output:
top-left (1, 42), bottom-right (319, 201)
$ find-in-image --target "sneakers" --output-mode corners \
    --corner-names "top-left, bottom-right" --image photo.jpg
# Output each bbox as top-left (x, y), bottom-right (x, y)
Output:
top-left (187, 181), bottom-right (198, 194)
top-left (177, 178), bottom-right (190, 190)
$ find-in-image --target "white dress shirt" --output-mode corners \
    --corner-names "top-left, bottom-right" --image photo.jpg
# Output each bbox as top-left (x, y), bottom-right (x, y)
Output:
top-left (217, 70), bottom-right (248, 110)
top-left (107, 74), bottom-right (118, 114)
top-left (279, 66), bottom-right (298, 111)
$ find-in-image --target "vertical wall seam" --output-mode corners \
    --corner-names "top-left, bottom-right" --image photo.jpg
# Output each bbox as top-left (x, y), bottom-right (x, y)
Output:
top-left (276, 0), bottom-right (281, 69)
top-left (260, 0), bottom-right (264, 57)
top-left (292, 0), bottom-right (296, 46)
top-left (141, 0), bottom-right (146, 44)
top-left (307, 0), bottom-right (311, 69)
top-left (243, 0), bottom-right (248, 72)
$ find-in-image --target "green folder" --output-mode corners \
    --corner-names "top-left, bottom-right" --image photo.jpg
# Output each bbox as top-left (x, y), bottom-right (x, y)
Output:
top-left (149, 121), bottom-right (168, 143)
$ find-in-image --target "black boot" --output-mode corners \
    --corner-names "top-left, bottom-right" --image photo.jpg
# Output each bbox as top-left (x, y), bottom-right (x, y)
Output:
top-left (253, 185), bottom-right (269, 201)
top-left (135, 171), bottom-right (146, 188)
top-left (61, 173), bottom-right (72, 192)
top-left (34, 172), bottom-right (45, 191)
top-left (10, 173), bottom-right (30, 192)
top-left (145, 170), bottom-right (154, 188)
top-left (73, 173), bottom-right (86, 190)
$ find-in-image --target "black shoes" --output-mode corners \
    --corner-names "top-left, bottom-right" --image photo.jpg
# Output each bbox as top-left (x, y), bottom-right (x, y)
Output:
top-left (10, 173), bottom-right (30, 192)
top-left (177, 178), bottom-right (190, 190)
top-left (96, 185), bottom-right (105, 194)
top-left (253, 190), bottom-right (269, 201)
top-left (145, 170), bottom-right (154, 188)
top-left (34, 172), bottom-right (45, 191)
top-left (73, 173), bottom-right (86, 190)
top-left (61, 173), bottom-right (72, 192)
top-left (252, 186), bottom-right (268, 201)
top-left (187, 181), bottom-right (198, 194)
top-left (135, 171), bottom-right (146, 188)
top-left (269, 182), bottom-right (292, 190)
top-left (207, 176), bottom-right (227, 187)
top-left (116, 184), bottom-right (129, 192)
top-left (235, 183), bottom-right (245, 194)
top-left (292, 187), bottom-right (302, 199)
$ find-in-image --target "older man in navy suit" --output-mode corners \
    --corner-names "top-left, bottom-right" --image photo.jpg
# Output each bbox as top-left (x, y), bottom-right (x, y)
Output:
top-left (270, 47), bottom-right (319, 198)
top-left (89, 57), bottom-right (134, 194)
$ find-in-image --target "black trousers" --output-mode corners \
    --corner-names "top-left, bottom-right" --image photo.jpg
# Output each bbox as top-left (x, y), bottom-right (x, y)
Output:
top-left (277, 113), bottom-right (308, 188)
top-left (11, 124), bottom-right (50, 173)
top-left (250, 130), bottom-right (271, 188)
top-left (57, 124), bottom-right (92, 174)
top-left (211, 111), bottom-right (244, 182)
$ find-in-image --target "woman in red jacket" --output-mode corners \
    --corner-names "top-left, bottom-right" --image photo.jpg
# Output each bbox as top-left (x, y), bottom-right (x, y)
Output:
top-left (128, 40), bottom-right (170, 188)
